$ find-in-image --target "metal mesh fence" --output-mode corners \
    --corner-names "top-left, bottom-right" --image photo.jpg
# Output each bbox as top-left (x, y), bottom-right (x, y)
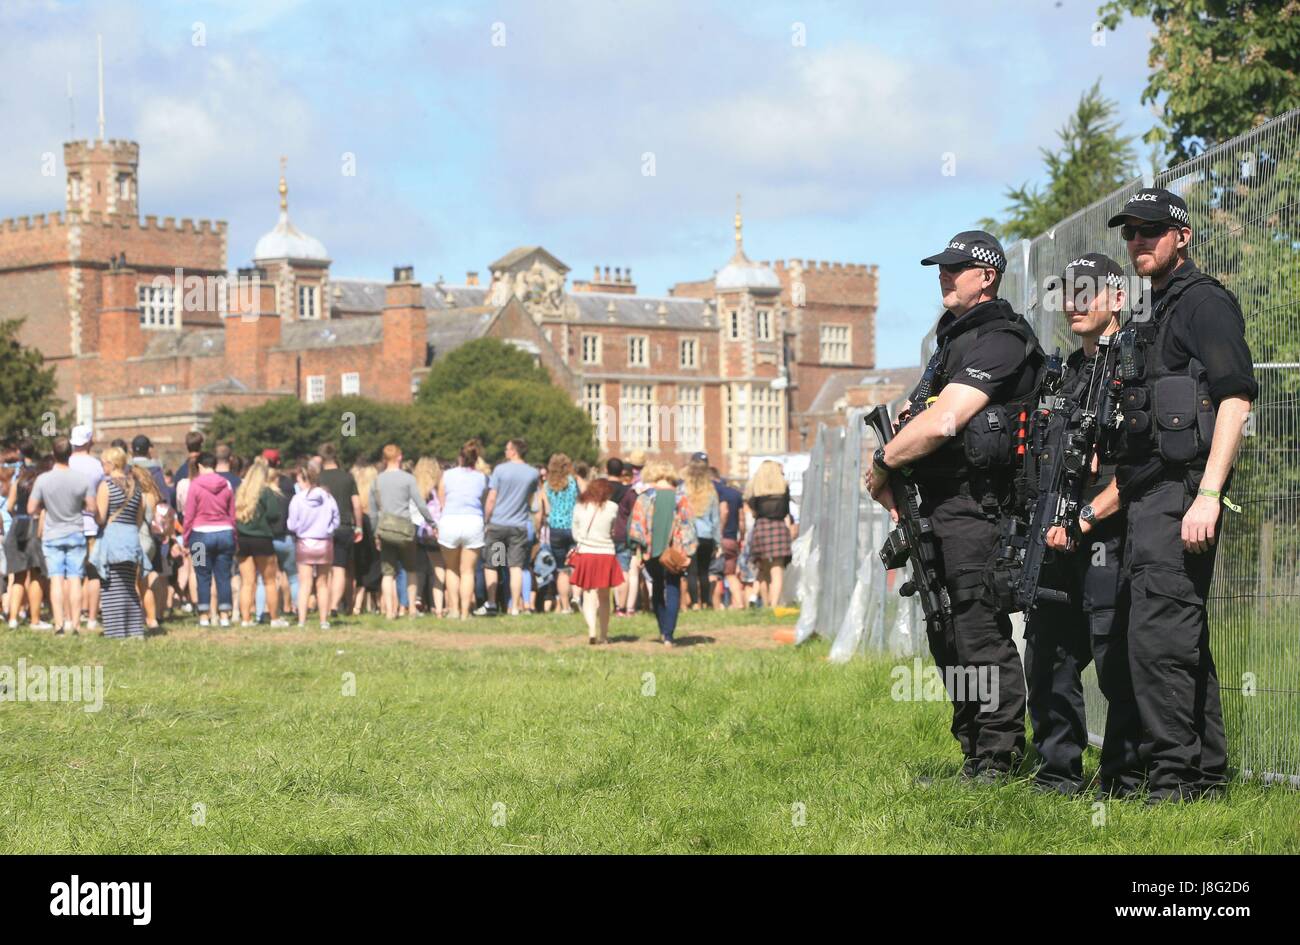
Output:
top-left (795, 109), bottom-right (1300, 783)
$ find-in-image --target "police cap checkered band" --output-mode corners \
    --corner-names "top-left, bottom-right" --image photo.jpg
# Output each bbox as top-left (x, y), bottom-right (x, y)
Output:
top-left (1063, 252), bottom-right (1127, 290)
top-left (1106, 187), bottom-right (1191, 228)
top-left (920, 229), bottom-right (1007, 272)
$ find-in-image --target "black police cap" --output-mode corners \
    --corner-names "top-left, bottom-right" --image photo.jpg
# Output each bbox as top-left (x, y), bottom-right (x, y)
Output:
top-left (920, 230), bottom-right (1007, 273)
top-left (1106, 187), bottom-right (1191, 228)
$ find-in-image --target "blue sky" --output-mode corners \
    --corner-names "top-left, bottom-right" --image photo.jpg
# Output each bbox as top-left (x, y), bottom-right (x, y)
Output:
top-left (0, 0), bottom-right (1157, 367)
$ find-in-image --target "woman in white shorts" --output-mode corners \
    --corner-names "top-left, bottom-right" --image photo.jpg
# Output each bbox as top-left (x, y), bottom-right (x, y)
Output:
top-left (436, 440), bottom-right (488, 619)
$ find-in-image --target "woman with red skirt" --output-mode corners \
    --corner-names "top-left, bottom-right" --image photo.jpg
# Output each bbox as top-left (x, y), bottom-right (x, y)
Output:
top-left (569, 477), bottom-right (623, 644)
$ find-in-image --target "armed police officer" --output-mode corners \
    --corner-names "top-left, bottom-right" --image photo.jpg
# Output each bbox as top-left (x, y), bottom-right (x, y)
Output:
top-left (1104, 188), bottom-right (1257, 803)
top-left (868, 230), bottom-right (1044, 782)
top-left (1025, 252), bottom-right (1144, 797)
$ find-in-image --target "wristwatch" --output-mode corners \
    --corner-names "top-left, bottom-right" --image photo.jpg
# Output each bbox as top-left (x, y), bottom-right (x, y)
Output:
top-left (1078, 505), bottom-right (1096, 526)
top-left (873, 447), bottom-right (892, 473)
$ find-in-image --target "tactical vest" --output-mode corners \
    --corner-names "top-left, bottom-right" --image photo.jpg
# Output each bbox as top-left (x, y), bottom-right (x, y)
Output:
top-left (1060, 344), bottom-right (1121, 489)
top-left (1112, 271), bottom-right (1229, 470)
top-left (911, 300), bottom-right (1047, 500)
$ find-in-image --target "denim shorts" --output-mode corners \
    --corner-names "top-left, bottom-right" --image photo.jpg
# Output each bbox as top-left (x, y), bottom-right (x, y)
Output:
top-left (615, 541), bottom-right (632, 572)
top-left (42, 533), bottom-right (87, 579)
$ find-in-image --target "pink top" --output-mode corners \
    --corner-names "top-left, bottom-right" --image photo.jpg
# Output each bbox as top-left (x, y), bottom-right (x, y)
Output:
top-left (182, 472), bottom-right (236, 547)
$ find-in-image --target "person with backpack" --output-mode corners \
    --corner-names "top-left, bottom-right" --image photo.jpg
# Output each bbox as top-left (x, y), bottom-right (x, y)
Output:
top-left (234, 457), bottom-right (286, 628)
top-left (628, 460), bottom-right (697, 647)
top-left (867, 229), bottom-right (1043, 785)
top-left (182, 451), bottom-right (237, 628)
top-left (370, 444), bottom-right (435, 620)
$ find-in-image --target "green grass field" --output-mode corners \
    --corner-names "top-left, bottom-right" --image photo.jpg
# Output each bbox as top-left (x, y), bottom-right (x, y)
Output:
top-left (1, 608), bottom-right (1296, 853)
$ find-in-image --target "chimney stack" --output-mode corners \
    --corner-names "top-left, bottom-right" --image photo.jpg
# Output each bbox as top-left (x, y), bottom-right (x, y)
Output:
top-left (466, 271), bottom-right (479, 286)
top-left (380, 268), bottom-right (426, 402)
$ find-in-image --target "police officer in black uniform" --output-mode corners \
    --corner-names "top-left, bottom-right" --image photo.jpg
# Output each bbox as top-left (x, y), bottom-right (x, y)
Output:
top-left (1025, 252), bottom-right (1144, 796)
top-left (868, 230), bottom-right (1043, 782)
top-left (1105, 188), bottom-right (1257, 803)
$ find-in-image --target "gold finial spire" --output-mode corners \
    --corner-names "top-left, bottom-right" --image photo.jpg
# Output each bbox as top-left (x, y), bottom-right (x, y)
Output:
top-left (278, 156), bottom-right (288, 212)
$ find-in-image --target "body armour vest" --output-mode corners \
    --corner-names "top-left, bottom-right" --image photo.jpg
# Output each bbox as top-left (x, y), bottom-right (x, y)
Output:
top-left (1111, 271), bottom-right (1227, 477)
top-left (909, 298), bottom-right (1046, 487)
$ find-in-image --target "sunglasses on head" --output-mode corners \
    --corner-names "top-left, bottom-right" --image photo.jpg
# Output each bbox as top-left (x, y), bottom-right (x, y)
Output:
top-left (938, 262), bottom-right (988, 275)
top-left (1121, 221), bottom-right (1176, 241)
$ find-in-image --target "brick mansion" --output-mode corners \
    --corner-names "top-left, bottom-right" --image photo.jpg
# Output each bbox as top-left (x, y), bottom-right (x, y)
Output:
top-left (0, 136), bottom-right (915, 471)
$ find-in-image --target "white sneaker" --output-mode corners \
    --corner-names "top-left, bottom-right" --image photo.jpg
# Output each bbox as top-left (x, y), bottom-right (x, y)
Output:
top-left (181, 602), bottom-right (194, 614)
top-left (319, 620), bottom-right (331, 630)
top-left (199, 616), bottom-right (210, 628)
top-left (85, 619), bottom-right (98, 631)
top-left (240, 620), bottom-right (253, 628)
top-left (219, 615), bottom-right (231, 628)
top-left (269, 618), bottom-right (290, 628)
top-left (7, 619), bottom-right (16, 630)
top-left (31, 621), bottom-right (53, 630)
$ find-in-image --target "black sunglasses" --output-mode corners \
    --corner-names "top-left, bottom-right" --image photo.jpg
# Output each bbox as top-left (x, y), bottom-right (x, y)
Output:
top-left (938, 262), bottom-right (988, 275)
top-left (1121, 221), bottom-right (1176, 241)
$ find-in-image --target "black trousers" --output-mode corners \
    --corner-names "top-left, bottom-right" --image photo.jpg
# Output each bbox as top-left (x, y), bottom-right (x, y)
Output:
top-left (922, 491), bottom-right (1027, 772)
top-left (1116, 473), bottom-right (1227, 800)
top-left (1024, 515), bottom-right (1144, 793)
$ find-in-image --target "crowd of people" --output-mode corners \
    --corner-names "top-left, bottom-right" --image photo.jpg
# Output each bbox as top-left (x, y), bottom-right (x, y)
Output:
top-left (0, 427), bottom-right (799, 646)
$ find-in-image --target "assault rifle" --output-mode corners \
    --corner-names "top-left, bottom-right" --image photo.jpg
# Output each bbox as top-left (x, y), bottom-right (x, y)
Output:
top-left (865, 404), bottom-right (954, 636)
top-left (1013, 336), bottom-right (1122, 612)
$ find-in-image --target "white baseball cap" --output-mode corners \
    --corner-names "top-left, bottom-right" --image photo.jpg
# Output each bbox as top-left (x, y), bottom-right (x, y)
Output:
top-left (70, 425), bottom-right (93, 447)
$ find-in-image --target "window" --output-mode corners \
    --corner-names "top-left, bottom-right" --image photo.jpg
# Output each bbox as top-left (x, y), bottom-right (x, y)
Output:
top-left (583, 382), bottom-right (608, 444)
top-left (750, 384), bottom-right (785, 452)
top-left (581, 333), bottom-right (602, 365)
top-left (679, 337), bottom-right (698, 369)
top-left (724, 383), bottom-right (746, 451)
top-left (298, 284), bottom-right (319, 320)
top-left (76, 393), bottom-right (94, 427)
top-left (677, 385), bottom-right (703, 451)
top-left (756, 309), bottom-right (772, 341)
top-left (820, 324), bottom-right (851, 364)
top-left (306, 375), bottom-right (325, 404)
top-left (627, 335), bottom-right (648, 367)
top-left (159, 383), bottom-right (177, 394)
top-left (341, 372), bottom-right (360, 396)
top-left (70, 175), bottom-right (81, 201)
top-left (619, 383), bottom-right (654, 448)
top-left (726, 383), bottom-right (786, 453)
top-left (117, 174), bottom-right (131, 200)
top-left (137, 283), bottom-right (177, 329)
top-left (138, 385), bottom-right (155, 395)
top-left (729, 310), bottom-right (741, 340)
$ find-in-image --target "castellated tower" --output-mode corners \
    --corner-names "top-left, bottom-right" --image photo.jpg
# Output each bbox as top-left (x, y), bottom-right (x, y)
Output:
top-left (64, 139), bottom-right (140, 218)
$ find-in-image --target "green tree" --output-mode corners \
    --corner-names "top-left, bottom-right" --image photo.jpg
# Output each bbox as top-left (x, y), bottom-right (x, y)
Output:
top-left (982, 81), bottom-right (1137, 241)
top-left (0, 319), bottom-right (64, 441)
top-left (427, 378), bottom-right (597, 464)
top-left (207, 396), bottom-right (436, 465)
top-left (417, 337), bottom-right (550, 405)
top-left (1100, 0), bottom-right (1300, 162)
